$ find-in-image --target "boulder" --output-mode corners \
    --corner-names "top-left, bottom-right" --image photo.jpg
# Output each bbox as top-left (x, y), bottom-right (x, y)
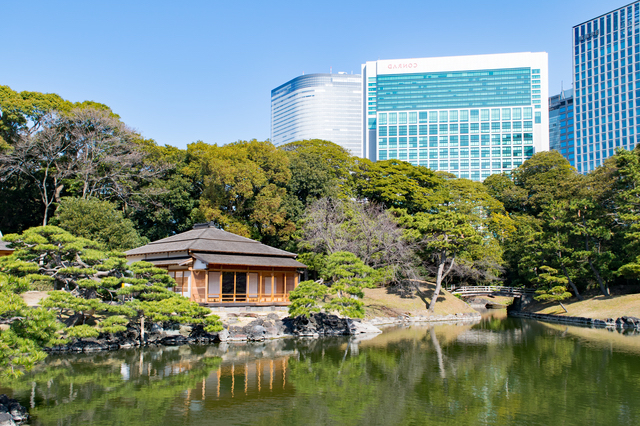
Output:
top-left (216, 329), bottom-right (229, 342)
top-left (0, 395), bottom-right (28, 425)
top-left (347, 319), bottom-right (382, 335)
top-left (0, 413), bottom-right (15, 426)
top-left (247, 325), bottom-right (267, 341)
top-left (283, 313), bottom-right (351, 336)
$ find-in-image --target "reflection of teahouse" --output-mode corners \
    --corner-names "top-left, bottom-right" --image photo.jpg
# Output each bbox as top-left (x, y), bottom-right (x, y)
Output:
top-left (0, 231), bottom-right (14, 257)
top-left (125, 223), bottom-right (307, 306)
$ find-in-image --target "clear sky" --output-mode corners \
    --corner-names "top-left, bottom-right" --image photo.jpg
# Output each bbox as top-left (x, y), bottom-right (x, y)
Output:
top-left (1, 0), bottom-right (628, 149)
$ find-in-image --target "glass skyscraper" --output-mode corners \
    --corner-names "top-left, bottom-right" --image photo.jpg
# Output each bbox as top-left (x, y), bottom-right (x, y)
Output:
top-left (361, 52), bottom-right (549, 181)
top-left (270, 73), bottom-right (362, 156)
top-left (573, 2), bottom-right (640, 173)
top-left (549, 89), bottom-right (575, 166)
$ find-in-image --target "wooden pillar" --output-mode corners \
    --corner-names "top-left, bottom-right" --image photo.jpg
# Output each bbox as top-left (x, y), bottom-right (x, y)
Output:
top-left (205, 270), bottom-right (209, 303)
top-left (233, 272), bottom-right (237, 303)
top-left (271, 271), bottom-right (274, 302)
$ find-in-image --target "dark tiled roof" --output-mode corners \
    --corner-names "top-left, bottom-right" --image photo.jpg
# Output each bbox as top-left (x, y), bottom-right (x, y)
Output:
top-left (125, 226), bottom-right (297, 258)
top-left (192, 252), bottom-right (307, 269)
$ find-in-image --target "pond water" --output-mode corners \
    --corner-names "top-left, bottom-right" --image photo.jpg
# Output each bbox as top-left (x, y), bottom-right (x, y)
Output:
top-left (3, 312), bottom-right (640, 425)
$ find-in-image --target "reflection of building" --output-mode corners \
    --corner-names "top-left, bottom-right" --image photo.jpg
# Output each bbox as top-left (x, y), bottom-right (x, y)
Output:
top-left (271, 73), bottom-right (363, 156)
top-left (549, 89), bottom-right (575, 166)
top-left (573, 3), bottom-right (640, 173)
top-left (362, 52), bottom-right (549, 181)
top-left (125, 223), bottom-right (306, 306)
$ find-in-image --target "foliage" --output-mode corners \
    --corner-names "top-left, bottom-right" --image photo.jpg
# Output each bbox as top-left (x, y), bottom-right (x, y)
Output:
top-left (189, 139), bottom-right (295, 247)
top-left (1, 226), bottom-right (223, 343)
top-left (51, 197), bottom-right (148, 251)
top-left (322, 252), bottom-right (383, 318)
top-left (0, 273), bottom-right (64, 378)
top-left (288, 280), bottom-right (328, 318)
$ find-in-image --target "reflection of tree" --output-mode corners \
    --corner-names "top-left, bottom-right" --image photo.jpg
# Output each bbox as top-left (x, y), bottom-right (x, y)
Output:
top-left (6, 347), bottom-right (221, 425)
top-left (262, 324), bottom-right (640, 425)
top-left (3, 324), bottom-right (640, 425)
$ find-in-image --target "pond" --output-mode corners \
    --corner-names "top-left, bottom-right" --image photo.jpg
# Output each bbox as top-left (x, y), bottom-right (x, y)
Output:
top-left (2, 312), bottom-right (640, 425)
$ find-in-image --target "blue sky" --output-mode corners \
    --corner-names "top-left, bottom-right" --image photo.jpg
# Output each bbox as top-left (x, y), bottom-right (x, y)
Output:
top-left (1, 0), bottom-right (628, 149)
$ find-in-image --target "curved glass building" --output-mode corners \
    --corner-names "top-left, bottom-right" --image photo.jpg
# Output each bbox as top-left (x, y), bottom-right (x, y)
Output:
top-left (271, 73), bottom-right (362, 156)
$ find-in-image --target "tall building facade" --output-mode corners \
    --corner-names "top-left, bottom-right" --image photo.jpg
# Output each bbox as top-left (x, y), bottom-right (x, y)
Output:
top-left (573, 2), bottom-right (640, 173)
top-left (549, 89), bottom-right (575, 166)
top-left (270, 73), bottom-right (362, 156)
top-left (362, 52), bottom-right (549, 181)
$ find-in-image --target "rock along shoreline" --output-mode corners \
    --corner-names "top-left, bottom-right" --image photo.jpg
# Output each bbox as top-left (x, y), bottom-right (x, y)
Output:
top-left (42, 311), bottom-right (482, 354)
top-left (508, 310), bottom-right (640, 331)
top-left (0, 394), bottom-right (28, 426)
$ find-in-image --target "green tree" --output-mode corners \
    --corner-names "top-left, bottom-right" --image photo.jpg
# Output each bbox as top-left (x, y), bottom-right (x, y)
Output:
top-left (0, 273), bottom-right (64, 378)
top-left (1, 226), bottom-right (222, 344)
top-left (51, 197), bottom-right (148, 251)
top-left (322, 251), bottom-right (385, 318)
top-left (353, 160), bottom-right (443, 215)
top-left (533, 266), bottom-right (572, 313)
top-left (512, 151), bottom-right (578, 215)
top-left (288, 280), bottom-right (328, 318)
top-left (190, 140), bottom-right (294, 246)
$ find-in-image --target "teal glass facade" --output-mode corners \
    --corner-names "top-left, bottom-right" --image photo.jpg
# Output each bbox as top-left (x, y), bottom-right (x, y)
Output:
top-left (363, 54), bottom-right (548, 181)
top-left (573, 2), bottom-right (640, 174)
top-left (549, 89), bottom-right (575, 166)
top-left (376, 69), bottom-right (532, 111)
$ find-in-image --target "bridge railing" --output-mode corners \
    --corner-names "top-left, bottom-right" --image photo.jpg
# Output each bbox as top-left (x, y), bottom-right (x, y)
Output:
top-left (447, 285), bottom-right (536, 295)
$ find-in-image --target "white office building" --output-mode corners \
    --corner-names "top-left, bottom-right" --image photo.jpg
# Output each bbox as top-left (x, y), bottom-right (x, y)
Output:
top-left (270, 73), bottom-right (362, 156)
top-left (362, 52), bottom-right (549, 180)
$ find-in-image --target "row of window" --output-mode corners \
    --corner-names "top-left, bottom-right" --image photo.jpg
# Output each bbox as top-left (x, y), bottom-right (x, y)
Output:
top-left (388, 159), bottom-right (526, 171)
top-left (374, 68), bottom-right (533, 111)
top-left (378, 133), bottom-right (534, 147)
top-left (378, 121), bottom-right (535, 136)
top-left (378, 146), bottom-right (534, 159)
top-left (378, 107), bottom-right (534, 125)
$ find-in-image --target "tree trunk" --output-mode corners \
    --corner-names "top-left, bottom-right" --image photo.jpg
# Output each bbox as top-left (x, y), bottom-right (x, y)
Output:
top-left (560, 264), bottom-right (583, 301)
top-left (429, 250), bottom-right (455, 312)
top-left (588, 258), bottom-right (610, 297)
top-left (582, 216), bottom-right (609, 297)
top-left (558, 301), bottom-right (568, 313)
top-left (140, 316), bottom-right (145, 345)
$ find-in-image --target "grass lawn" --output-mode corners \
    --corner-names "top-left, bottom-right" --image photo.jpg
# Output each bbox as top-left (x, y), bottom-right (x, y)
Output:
top-left (525, 293), bottom-right (640, 319)
top-left (363, 282), bottom-right (477, 319)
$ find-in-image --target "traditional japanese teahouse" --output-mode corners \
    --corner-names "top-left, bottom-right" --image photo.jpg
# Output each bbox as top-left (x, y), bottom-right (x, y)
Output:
top-left (125, 223), bottom-right (307, 306)
top-left (0, 232), bottom-right (14, 257)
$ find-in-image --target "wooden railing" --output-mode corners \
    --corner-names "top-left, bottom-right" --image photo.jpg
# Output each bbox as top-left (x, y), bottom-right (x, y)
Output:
top-left (447, 286), bottom-right (535, 296)
top-left (207, 293), bottom-right (290, 303)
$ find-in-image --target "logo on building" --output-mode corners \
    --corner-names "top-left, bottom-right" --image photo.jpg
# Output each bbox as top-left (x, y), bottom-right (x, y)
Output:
top-left (578, 29), bottom-right (599, 42)
top-left (388, 62), bottom-right (418, 70)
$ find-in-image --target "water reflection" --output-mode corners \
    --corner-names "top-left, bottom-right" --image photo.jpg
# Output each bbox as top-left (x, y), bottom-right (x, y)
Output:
top-left (2, 316), bottom-right (640, 425)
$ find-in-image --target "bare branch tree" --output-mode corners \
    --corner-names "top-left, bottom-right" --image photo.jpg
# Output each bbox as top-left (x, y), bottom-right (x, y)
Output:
top-left (300, 197), bottom-right (419, 281)
top-left (0, 113), bottom-right (76, 225)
